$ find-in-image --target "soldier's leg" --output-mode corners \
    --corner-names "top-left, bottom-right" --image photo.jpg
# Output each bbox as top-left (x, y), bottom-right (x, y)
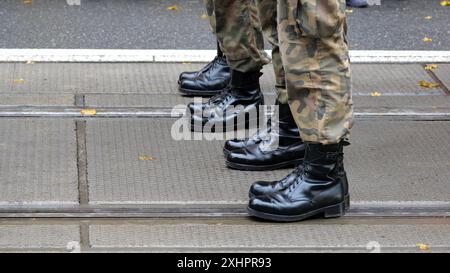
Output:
top-left (248, 0), bottom-right (354, 222)
top-left (224, 0), bottom-right (306, 172)
top-left (189, 0), bottom-right (270, 132)
top-left (178, 0), bottom-right (231, 96)
top-left (213, 0), bottom-right (270, 73)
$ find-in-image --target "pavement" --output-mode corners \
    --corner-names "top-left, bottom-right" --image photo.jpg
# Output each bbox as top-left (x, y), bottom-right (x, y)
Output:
top-left (0, 61), bottom-right (449, 252)
top-left (0, 0), bottom-right (449, 253)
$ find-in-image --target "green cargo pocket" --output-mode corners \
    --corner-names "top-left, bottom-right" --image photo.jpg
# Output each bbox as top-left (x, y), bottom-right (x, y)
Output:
top-left (295, 0), bottom-right (346, 38)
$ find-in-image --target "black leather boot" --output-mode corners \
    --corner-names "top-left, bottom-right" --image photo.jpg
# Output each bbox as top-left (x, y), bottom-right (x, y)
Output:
top-left (248, 167), bottom-right (301, 198)
top-left (189, 70), bottom-right (264, 132)
top-left (178, 43), bottom-right (231, 96)
top-left (222, 99), bottom-right (279, 155)
top-left (225, 102), bottom-right (305, 171)
top-left (248, 141), bottom-right (350, 222)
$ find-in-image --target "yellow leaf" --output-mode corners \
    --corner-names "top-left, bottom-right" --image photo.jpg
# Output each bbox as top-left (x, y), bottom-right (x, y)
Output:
top-left (370, 91), bottom-right (381, 97)
top-left (422, 37), bottom-right (433, 42)
top-left (440, 1), bottom-right (450, 6)
top-left (13, 79), bottom-right (25, 84)
top-left (23, 0), bottom-right (32, 4)
top-left (424, 16), bottom-right (432, 20)
top-left (416, 243), bottom-right (429, 251)
top-left (200, 14), bottom-right (208, 20)
top-left (418, 80), bottom-right (439, 88)
top-left (345, 8), bottom-right (353, 13)
top-left (80, 109), bottom-right (97, 116)
top-left (139, 155), bottom-right (155, 161)
top-left (167, 5), bottom-right (178, 11)
top-left (424, 64), bottom-right (438, 70)
top-left (25, 60), bottom-right (35, 64)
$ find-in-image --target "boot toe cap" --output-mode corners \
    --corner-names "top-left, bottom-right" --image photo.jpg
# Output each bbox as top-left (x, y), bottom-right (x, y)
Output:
top-left (249, 181), bottom-right (273, 198)
top-left (179, 72), bottom-right (198, 83)
top-left (248, 195), bottom-right (275, 212)
top-left (224, 139), bottom-right (246, 152)
top-left (180, 79), bottom-right (202, 91)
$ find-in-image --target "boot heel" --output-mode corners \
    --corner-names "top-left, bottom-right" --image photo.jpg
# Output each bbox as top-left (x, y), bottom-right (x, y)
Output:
top-left (324, 202), bottom-right (346, 218)
top-left (344, 194), bottom-right (350, 211)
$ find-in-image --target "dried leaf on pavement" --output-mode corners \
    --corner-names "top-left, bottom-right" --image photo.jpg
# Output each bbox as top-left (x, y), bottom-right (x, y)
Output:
top-left (418, 80), bottom-right (439, 88)
top-left (80, 109), bottom-right (97, 116)
top-left (13, 79), bottom-right (25, 84)
top-left (424, 64), bottom-right (438, 70)
top-left (139, 155), bottom-right (155, 161)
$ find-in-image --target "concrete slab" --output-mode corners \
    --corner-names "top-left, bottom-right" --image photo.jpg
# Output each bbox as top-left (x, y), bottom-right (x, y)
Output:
top-left (0, 94), bottom-right (74, 106)
top-left (86, 119), bottom-right (450, 204)
top-left (0, 225), bottom-right (79, 250)
top-left (2, 63), bottom-right (442, 96)
top-left (84, 93), bottom-right (450, 113)
top-left (1, 63), bottom-right (275, 94)
top-left (353, 95), bottom-right (450, 110)
top-left (351, 64), bottom-right (444, 95)
top-left (0, 63), bottom-right (14, 92)
top-left (89, 221), bottom-right (450, 252)
top-left (0, 119), bottom-right (78, 205)
top-left (86, 118), bottom-right (287, 204)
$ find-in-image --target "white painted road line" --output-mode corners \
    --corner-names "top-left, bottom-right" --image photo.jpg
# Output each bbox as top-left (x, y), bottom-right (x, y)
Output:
top-left (0, 49), bottom-right (449, 63)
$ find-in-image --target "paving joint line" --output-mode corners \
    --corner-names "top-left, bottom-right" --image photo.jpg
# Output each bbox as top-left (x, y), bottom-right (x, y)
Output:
top-left (0, 203), bottom-right (449, 218)
top-left (423, 65), bottom-right (450, 95)
top-left (75, 120), bottom-right (89, 205)
top-left (79, 222), bottom-right (90, 252)
top-left (74, 94), bottom-right (85, 107)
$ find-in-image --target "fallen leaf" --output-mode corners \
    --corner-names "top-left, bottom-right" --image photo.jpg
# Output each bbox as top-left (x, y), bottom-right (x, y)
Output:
top-left (167, 5), bottom-right (178, 11)
top-left (13, 79), bottom-right (25, 84)
top-left (440, 1), bottom-right (450, 6)
top-left (80, 109), bottom-right (97, 116)
top-left (345, 8), bottom-right (353, 13)
top-left (424, 16), bottom-right (432, 20)
top-left (418, 80), bottom-right (439, 88)
top-left (23, 0), bottom-right (32, 4)
top-left (200, 14), bottom-right (208, 20)
top-left (139, 155), bottom-right (155, 161)
top-left (422, 37), bottom-right (433, 42)
top-left (416, 243), bottom-right (429, 251)
top-left (370, 91), bottom-right (381, 97)
top-left (424, 64), bottom-right (438, 70)
top-left (25, 60), bottom-right (35, 64)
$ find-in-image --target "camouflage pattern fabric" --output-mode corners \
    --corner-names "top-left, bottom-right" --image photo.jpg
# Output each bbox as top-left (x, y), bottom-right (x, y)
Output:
top-left (254, 0), bottom-right (288, 104)
top-left (278, 0), bottom-right (354, 144)
top-left (203, 0), bottom-right (270, 73)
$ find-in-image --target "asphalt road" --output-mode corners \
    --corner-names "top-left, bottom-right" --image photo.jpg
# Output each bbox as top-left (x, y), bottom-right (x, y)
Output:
top-left (0, 0), bottom-right (449, 50)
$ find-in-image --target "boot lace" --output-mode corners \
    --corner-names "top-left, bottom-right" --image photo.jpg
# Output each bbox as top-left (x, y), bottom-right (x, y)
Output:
top-left (208, 87), bottom-right (233, 107)
top-left (287, 150), bottom-right (344, 192)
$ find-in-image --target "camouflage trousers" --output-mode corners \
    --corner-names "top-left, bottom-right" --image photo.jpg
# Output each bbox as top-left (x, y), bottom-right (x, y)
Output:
top-left (205, 0), bottom-right (354, 143)
top-left (204, 0), bottom-right (270, 73)
top-left (277, 0), bottom-right (354, 144)
top-left (204, 0), bottom-right (289, 103)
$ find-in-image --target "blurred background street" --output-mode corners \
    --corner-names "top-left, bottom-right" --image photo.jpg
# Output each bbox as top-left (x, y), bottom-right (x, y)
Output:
top-left (0, 0), bottom-right (449, 50)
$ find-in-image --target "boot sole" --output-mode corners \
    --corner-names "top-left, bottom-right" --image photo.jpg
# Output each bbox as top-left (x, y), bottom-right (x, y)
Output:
top-left (178, 86), bottom-right (228, 97)
top-left (225, 158), bottom-right (303, 171)
top-left (247, 194), bottom-right (350, 222)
